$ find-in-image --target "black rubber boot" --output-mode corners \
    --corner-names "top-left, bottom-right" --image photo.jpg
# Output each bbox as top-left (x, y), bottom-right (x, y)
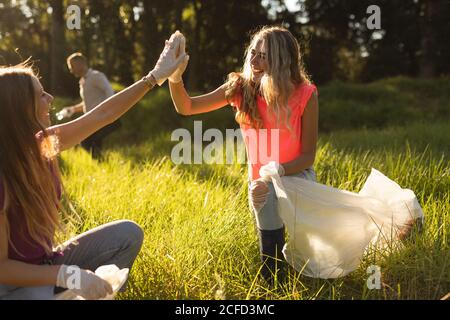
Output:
top-left (258, 226), bottom-right (286, 285)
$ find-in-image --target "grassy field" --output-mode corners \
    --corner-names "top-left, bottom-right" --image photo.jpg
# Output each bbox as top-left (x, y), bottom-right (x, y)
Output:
top-left (54, 77), bottom-right (449, 300)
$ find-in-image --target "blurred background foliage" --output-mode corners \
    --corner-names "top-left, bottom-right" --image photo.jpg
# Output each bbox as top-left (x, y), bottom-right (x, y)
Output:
top-left (1, 0), bottom-right (449, 98)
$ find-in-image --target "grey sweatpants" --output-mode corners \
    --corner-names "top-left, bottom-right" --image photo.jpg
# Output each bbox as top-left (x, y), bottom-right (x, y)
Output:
top-left (0, 220), bottom-right (144, 300)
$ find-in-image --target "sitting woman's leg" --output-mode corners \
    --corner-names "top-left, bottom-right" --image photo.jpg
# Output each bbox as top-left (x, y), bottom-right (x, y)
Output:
top-left (52, 219), bottom-right (144, 292)
top-left (0, 284), bottom-right (55, 300)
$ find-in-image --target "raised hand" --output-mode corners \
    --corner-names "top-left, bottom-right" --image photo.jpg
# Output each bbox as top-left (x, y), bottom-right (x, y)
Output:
top-left (149, 31), bottom-right (189, 86)
top-left (169, 31), bottom-right (189, 84)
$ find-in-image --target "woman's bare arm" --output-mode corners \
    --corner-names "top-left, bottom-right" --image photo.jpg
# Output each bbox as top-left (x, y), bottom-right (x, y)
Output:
top-left (282, 91), bottom-right (319, 175)
top-left (0, 213), bottom-right (61, 287)
top-left (49, 79), bottom-right (153, 152)
top-left (169, 81), bottom-right (229, 115)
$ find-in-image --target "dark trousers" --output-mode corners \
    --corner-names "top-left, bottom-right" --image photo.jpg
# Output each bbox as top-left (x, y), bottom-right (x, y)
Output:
top-left (81, 120), bottom-right (121, 158)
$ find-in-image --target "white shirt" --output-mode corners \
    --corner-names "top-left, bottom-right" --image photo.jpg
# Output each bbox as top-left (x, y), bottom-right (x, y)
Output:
top-left (79, 69), bottom-right (115, 113)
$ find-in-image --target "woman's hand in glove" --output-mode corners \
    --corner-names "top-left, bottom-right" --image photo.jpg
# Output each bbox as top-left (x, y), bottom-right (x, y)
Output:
top-left (259, 161), bottom-right (285, 182)
top-left (148, 31), bottom-right (189, 86)
top-left (57, 265), bottom-right (113, 300)
top-left (169, 31), bottom-right (189, 84)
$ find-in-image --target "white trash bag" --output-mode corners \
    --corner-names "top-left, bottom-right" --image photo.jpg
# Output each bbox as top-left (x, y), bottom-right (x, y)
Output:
top-left (260, 163), bottom-right (424, 279)
top-left (54, 264), bottom-right (129, 300)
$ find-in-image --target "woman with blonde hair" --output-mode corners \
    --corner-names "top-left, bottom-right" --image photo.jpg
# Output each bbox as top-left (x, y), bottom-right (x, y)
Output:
top-left (168, 26), bottom-right (318, 284)
top-left (0, 32), bottom-right (188, 299)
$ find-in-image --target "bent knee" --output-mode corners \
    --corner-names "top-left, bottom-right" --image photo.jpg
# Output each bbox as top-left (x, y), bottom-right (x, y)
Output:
top-left (114, 220), bottom-right (144, 247)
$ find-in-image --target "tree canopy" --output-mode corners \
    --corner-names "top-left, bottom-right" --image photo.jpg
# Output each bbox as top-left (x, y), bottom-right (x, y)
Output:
top-left (0, 0), bottom-right (448, 96)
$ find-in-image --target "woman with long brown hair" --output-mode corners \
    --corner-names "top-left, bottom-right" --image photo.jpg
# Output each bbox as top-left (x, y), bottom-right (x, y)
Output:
top-left (168, 26), bottom-right (319, 284)
top-left (0, 32), bottom-right (188, 299)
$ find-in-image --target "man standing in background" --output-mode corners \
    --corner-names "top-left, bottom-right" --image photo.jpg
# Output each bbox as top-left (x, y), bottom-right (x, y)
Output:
top-left (60, 53), bottom-right (120, 158)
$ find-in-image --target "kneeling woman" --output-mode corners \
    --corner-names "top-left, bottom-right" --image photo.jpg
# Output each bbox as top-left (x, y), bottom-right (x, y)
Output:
top-left (168, 26), bottom-right (318, 283)
top-left (0, 34), bottom-right (187, 299)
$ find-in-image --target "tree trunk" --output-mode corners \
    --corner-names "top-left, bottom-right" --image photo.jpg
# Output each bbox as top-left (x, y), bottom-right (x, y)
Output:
top-left (418, 0), bottom-right (438, 78)
top-left (50, 0), bottom-right (66, 95)
top-left (142, 1), bottom-right (162, 73)
top-left (188, 0), bottom-right (202, 91)
top-left (114, 4), bottom-right (134, 85)
top-left (174, 1), bottom-right (183, 30)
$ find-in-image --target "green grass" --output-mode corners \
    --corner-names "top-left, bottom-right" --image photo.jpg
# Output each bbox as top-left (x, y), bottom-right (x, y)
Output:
top-left (54, 77), bottom-right (449, 300)
top-left (318, 76), bottom-right (450, 132)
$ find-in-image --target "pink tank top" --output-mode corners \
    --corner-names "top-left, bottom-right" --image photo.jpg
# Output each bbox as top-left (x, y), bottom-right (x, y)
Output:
top-left (232, 83), bottom-right (317, 180)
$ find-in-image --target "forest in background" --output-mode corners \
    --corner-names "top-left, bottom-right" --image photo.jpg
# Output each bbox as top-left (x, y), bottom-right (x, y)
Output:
top-left (1, 0), bottom-right (449, 97)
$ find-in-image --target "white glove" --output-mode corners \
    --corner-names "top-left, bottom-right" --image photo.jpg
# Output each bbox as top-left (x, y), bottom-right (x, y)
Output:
top-left (56, 107), bottom-right (74, 121)
top-left (259, 161), bottom-right (285, 182)
top-left (249, 179), bottom-right (270, 212)
top-left (149, 31), bottom-right (189, 86)
top-left (56, 265), bottom-right (113, 300)
top-left (168, 32), bottom-right (189, 83)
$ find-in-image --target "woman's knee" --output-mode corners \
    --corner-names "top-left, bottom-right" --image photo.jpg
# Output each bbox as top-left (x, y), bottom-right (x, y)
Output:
top-left (112, 220), bottom-right (144, 249)
top-left (254, 183), bottom-right (284, 230)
